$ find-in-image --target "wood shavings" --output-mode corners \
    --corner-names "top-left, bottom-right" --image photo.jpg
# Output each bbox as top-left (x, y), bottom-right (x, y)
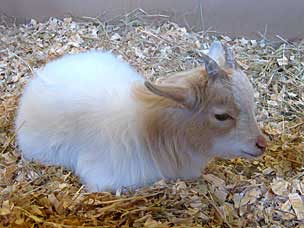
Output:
top-left (271, 178), bottom-right (290, 196)
top-left (289, 193), bottom-right (304, 220)
top-left (277, 55), bottom-right (289, 66)
top-left (0, 11), bottom-right (303, 227)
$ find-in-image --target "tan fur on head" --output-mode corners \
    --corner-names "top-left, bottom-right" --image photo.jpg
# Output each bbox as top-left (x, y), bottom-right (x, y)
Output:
top-left (133, 67), bottom-right (207, 109)
top-left (132, 42), bottom-right (266, 178)
top-left (132, 66), bottom-right (235, 177)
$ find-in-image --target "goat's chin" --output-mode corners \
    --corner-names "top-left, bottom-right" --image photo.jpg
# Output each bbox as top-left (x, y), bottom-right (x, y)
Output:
top-left (212, 149), bottom-right (263, 160)
top-left (213, 152), bottom-right (240, 160)
top-left (223, 150), bottom-right (264, 160)
top-left (239, 150), bottom-right (264, 160)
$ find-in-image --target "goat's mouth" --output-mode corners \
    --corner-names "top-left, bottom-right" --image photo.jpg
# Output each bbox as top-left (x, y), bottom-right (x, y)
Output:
top-left (241, 150), bottom-right (263, 158)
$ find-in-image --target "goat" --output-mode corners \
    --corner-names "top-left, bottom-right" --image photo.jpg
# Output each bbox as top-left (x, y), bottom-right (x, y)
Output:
top-left (15, 41), bottom-right (267, 191)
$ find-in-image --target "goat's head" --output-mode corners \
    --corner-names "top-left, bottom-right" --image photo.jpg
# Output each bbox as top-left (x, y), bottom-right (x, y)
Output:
top-left (140, 41), bottom-right (267, 161)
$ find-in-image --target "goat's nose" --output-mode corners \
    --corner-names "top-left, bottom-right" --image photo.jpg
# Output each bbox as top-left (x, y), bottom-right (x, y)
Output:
top-left (256, 135), bottom-right (267, 151)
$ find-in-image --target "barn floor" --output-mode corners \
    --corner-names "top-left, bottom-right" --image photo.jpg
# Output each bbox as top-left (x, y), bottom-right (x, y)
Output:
top-left (0, 11), bottom-right (303, 227)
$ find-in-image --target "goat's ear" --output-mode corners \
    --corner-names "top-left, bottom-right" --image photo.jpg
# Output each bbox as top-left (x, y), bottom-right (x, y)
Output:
top-left (208, 41), bottom-right (226, 67)
top-left (201, 54), bottom-right (222, 78)
top-left (223, 45), bottom-right (236, 69)
top-left (144, 81), bottom-right (194, 109)
top-left (208, 41), bottom-right (236, 69)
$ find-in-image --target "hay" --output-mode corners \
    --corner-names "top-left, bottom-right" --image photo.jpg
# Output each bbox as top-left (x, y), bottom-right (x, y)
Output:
top-left (0, 10), bottom-right (303, 227)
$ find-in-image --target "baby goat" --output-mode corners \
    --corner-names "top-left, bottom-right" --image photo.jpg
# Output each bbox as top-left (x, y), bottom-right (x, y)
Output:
top-left (15, 41), bottom-right (267, 191)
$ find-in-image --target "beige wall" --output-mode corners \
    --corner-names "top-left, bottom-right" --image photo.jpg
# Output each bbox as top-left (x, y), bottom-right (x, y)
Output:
top-left (1, 0), bottom-right (304, 39)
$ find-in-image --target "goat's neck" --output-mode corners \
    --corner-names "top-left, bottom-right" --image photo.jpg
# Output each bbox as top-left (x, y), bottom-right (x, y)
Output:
top-left (137, 100), bottom-right (206, 179)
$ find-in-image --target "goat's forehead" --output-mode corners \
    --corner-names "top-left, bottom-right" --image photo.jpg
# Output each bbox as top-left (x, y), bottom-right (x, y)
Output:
top-left (231, 72), bottom-right (255, 110)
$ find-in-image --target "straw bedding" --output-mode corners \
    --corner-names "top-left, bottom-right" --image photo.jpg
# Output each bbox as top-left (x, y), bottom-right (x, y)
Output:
top-left (0, 11), bottom-right (303, 227)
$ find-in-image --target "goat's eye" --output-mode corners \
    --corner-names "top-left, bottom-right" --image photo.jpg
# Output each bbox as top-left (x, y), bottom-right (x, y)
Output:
top-left (214, 113), bottom-right (231, 121)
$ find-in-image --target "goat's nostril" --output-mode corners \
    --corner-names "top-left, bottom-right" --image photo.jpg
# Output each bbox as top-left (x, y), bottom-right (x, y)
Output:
top-left (256, 135), bottom-right (267, 151)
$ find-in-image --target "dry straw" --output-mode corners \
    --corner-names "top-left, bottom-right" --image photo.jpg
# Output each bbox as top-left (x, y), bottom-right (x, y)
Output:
top-left (0, 9), bottom-right (303, 227)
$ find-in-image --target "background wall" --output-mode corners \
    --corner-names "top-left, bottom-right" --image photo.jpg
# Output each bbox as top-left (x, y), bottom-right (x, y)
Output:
top-left (1, 0), bottom-right (304, 39)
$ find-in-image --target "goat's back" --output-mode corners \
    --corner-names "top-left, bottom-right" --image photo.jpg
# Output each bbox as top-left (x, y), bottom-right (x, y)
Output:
top-left (15, 51), bottom-right (143, 170)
